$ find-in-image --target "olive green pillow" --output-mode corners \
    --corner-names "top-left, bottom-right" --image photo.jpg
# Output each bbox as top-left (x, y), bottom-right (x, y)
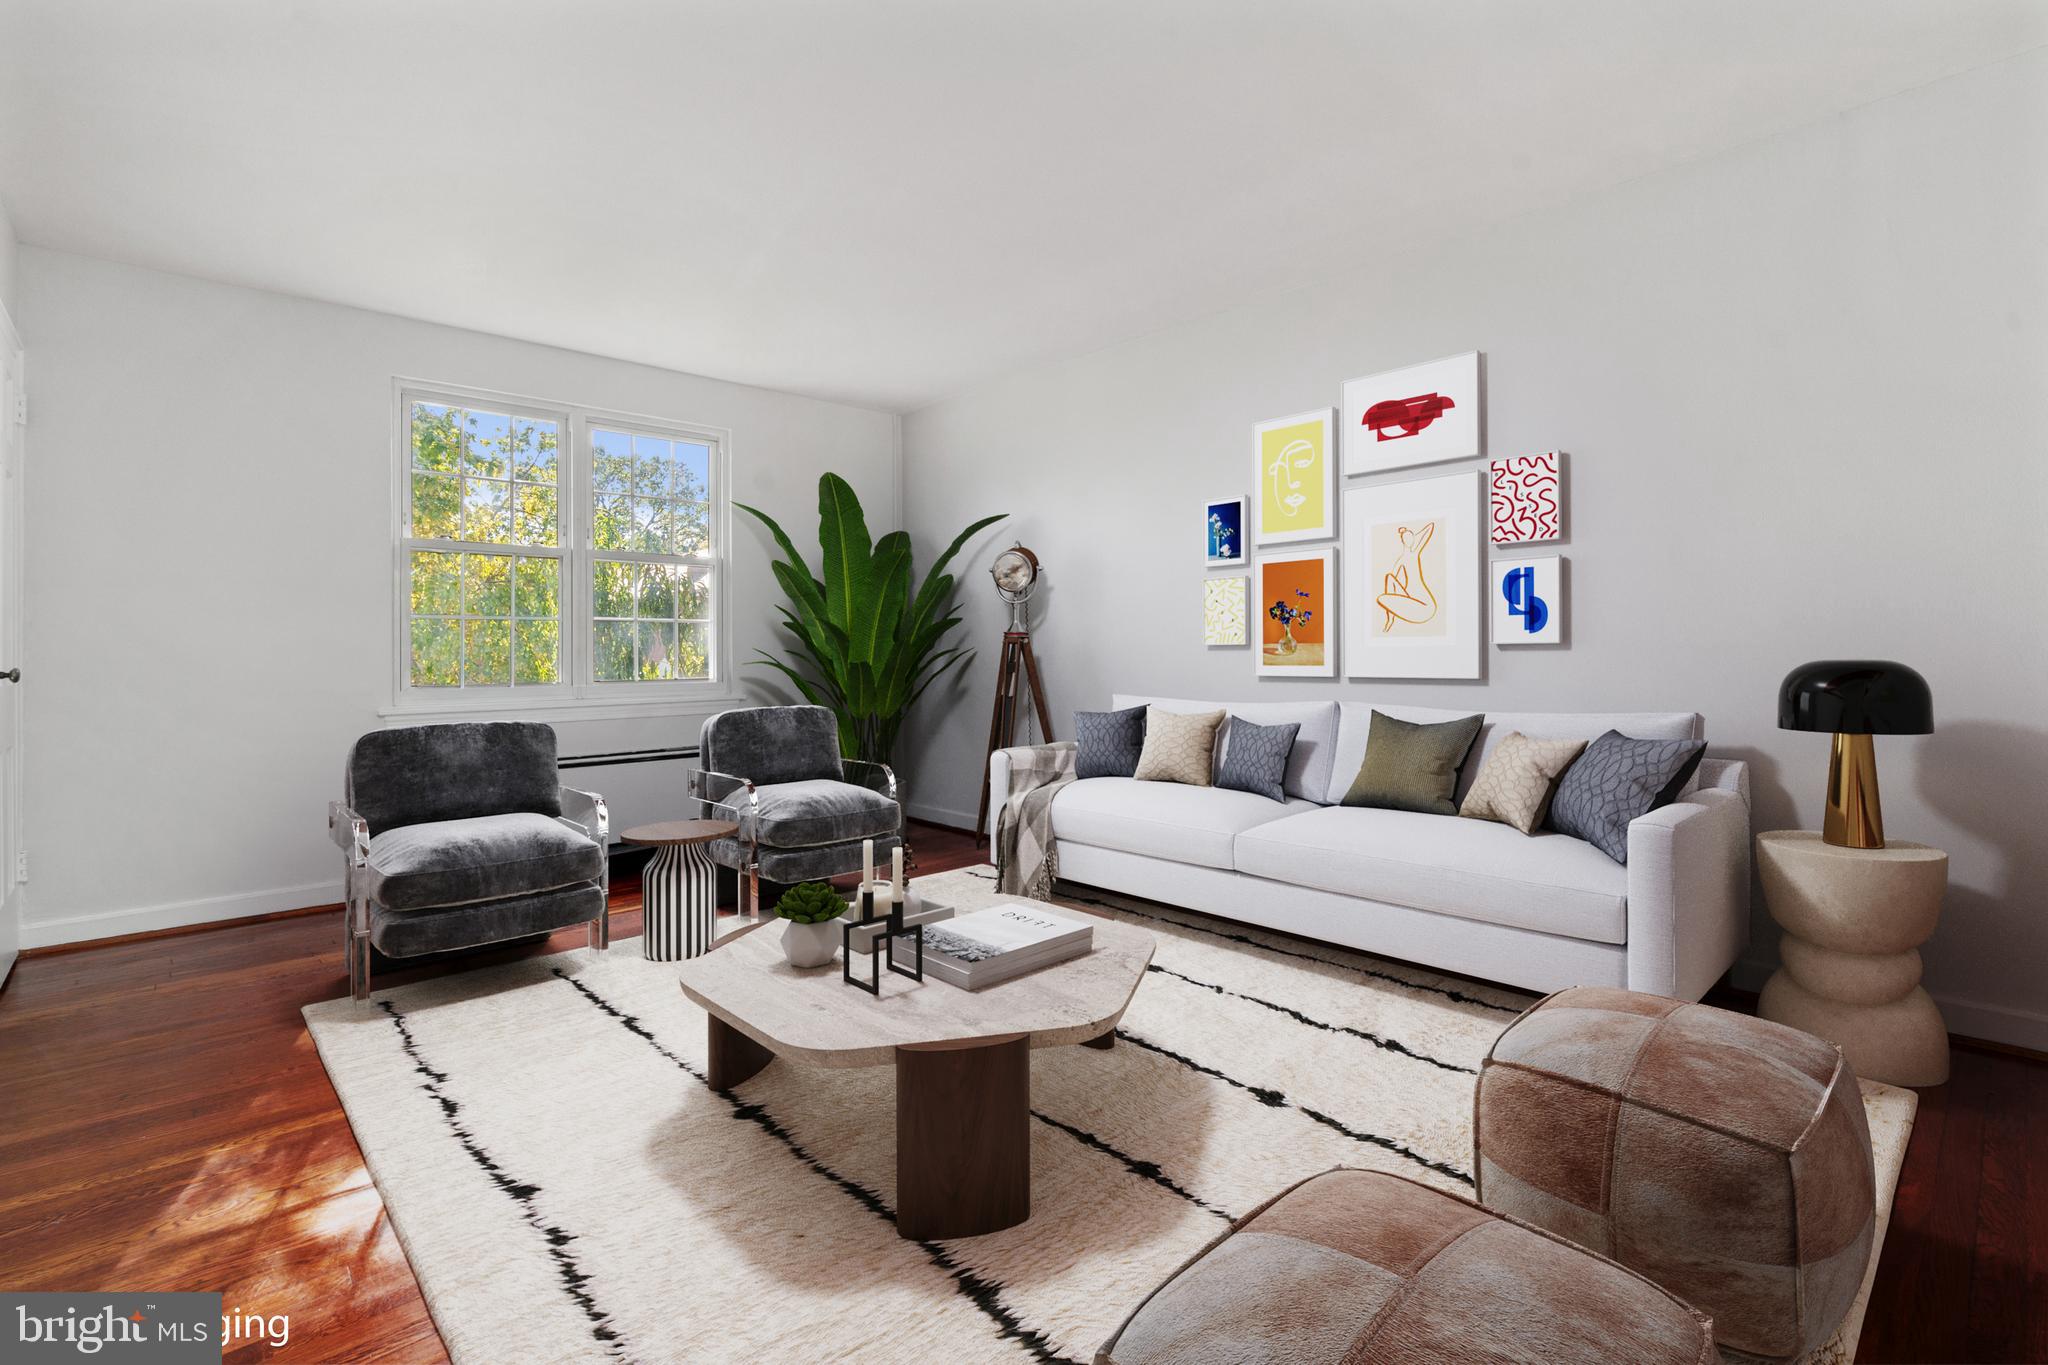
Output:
top-left (1341, 711), bottom-right (1485, 816)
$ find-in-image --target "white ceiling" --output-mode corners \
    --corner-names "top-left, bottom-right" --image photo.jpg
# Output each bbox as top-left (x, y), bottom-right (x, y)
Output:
top-left (2, 2), bottom-right (2042, 412)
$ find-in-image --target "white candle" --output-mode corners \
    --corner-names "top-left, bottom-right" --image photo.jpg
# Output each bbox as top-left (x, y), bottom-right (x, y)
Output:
top-left (891, 845), bottom-right (905, 898)
top-left (862, 838), bottom-right (875, 888)
top-left (871, 884), bottom-right (894, 920)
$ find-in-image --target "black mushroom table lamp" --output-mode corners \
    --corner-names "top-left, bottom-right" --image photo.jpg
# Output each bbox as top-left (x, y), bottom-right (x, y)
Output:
top-left (1778, 660), bottom-right (1933, 849)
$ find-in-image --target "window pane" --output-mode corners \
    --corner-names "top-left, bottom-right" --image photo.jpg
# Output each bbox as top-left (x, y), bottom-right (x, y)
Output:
top-left (411, 550), bottom-right (460, 616)
top-left (465, 553), bottom-right (513, 617)
top-left (593, 493), bottom-right (631, 552)
top-left (515, 619), bottom-right (559, 685)
top-left (674, 500), bottom-right (711, 556)
top-left (463, 478), bottom-right (510, 543)
top-left (678, 568), bottom-right (712, 620)
top-left (513, 418), bottom-right (558, 483)
top-left (592, 559), bottom-right (634, 618)
top-left (411, 472), bottom-right (461, 539)
top-left (516, 557), bottom-right (559, 618)
top-left (593, 429), bottom-right (632, 493)
top-left (632, 435), bottom-right (671, 495)
top-left (412, 404), bottom-right (463, 472)
top-left (678, 623), bottom-right (711, 679)
top-left (464, 619), bottom-right (511, 686)
top-left (513, 483), bottom-right (557, 546)
top-left (635, 620), bottom-right (679, 679)
top-left (593, 619), bottom-right (636, 681)
top-left (636, 563), bottom-right (679, 619)
top-left (464, 410), bottom-right (510, 479)
top-left (674, 442), bottom-right (710, 501)
top-left (410, 618), bottom-right (460, 687)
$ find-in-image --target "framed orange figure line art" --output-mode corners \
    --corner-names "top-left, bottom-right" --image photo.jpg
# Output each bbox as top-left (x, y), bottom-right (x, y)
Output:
top-left (1255, 548), bottom-right (1335, 677)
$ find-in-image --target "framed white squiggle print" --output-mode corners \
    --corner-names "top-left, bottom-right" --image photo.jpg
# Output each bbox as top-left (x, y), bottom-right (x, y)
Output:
top-left (1342, 469), bottom-right (1482, 679)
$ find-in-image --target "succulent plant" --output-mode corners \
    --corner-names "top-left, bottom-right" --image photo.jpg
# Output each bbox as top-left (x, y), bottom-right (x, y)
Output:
top-left (776, 881), bottom-right (850, 925)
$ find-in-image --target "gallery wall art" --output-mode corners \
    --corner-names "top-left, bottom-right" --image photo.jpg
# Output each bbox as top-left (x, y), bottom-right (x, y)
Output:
top-left (1491, 555), bottom-right (1564, 645)
top-left (1341, 352), bottom-right (1481, 476)
top-left (1253, 409), bottom-right (1335, 544)
top-left (1203, 574), bottom-right (1248, 647)
top-left (1341, 469), bottom-right (1482, 679)
top-left (1255, 548), bottom-right (1334, 677)
top-left (1205, 496), bottom-right (1247, 566)
top-left (1489, 451), bottom-right (1562, 544)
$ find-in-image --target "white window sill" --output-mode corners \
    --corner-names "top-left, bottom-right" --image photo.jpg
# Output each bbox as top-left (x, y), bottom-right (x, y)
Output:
top-left (379, 690), bottom-right (740, 726)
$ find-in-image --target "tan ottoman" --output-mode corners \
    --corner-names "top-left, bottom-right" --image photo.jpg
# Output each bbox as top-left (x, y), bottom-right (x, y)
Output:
top-left (1098, 1169), bottom-right (1713, 1365)
top-left (1475, 987), bottom-right (1875, 1362)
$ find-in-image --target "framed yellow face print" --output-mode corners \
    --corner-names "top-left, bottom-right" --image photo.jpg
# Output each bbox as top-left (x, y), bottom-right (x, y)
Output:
top-left (1253, 409), bottom-right (1334, 546)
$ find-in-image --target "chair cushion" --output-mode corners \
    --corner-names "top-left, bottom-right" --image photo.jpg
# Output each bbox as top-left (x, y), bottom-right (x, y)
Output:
top-left (370, 882), bottom-right (606, 958)
top-left (1051, 777), bottom-right (1315, 870)
top-left (367, 812), bottom-right (602, 912)
top-left (347, 721), bottom-right (560, 835)
top-left (1477, 987), bottom-right (1875, 1360)
top-left (709, 833), bottom-right (903, 885)
top-left (1234, 805), bottom-right (1628, 942)
top-left (1100, 1168), bottom-right (1713, 1365)
top-left (702, 704), bottom-right (844, 786)
top-left (749, 779), bottom-right (899, 848)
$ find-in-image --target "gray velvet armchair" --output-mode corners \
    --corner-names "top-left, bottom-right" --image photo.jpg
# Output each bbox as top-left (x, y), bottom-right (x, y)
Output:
top-left (687, 704), bottom-right (901, 916)
top-left (328, 721), bottom-right (610, 1002)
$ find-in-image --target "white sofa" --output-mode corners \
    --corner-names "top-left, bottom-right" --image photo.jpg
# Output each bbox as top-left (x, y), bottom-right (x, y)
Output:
top-left (987, 694), bottom-right (1751, 1001)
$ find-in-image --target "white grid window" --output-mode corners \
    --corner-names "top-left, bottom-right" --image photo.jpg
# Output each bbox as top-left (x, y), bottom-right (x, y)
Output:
top-left (395, 384), bottom-right (727, 711)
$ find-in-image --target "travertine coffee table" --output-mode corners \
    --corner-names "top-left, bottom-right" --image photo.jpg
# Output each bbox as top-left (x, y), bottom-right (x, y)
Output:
top-left (676, 914), bottom-right (1154, 1239)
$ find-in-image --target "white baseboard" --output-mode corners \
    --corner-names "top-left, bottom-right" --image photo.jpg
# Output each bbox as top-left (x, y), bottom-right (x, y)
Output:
top-left (21, 879), bottom-right (344, 949)
top-left (906, 799), bottom-right (977, 832)
top-left (1732, 956), bottom-right (2047, 1053)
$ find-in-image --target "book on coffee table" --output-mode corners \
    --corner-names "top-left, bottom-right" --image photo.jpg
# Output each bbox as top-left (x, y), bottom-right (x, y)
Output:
top-left (843, 896), bottom-right (955, 955)
top-left (890, 903), bottom-right (1093, 991)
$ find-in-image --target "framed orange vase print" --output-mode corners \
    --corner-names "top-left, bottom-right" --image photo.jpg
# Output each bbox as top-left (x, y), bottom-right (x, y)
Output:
top-left (1255, 548), bottom-right (1335, 677)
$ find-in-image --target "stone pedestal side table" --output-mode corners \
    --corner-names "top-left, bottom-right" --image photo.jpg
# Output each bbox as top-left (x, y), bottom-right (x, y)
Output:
top-left (1756, 830), bottom-right (1949, 1086)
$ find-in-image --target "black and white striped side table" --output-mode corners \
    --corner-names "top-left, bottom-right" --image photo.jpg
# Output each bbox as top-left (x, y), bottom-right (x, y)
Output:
top-left (621, 819), bottom-right (738, 962)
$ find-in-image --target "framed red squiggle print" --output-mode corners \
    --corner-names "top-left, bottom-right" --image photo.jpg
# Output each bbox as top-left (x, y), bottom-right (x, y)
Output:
top-left (1489, 451), bottom-right (1562, 545)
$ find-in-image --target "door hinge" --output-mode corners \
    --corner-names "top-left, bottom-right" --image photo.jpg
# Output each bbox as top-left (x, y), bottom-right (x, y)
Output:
top-left (8, 393), bottom-right (22, 426)
top-left (13, 850), bottom-right (26, 883)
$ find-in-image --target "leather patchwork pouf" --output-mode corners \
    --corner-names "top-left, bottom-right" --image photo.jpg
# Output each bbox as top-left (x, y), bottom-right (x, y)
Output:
top-left (1097, 1169), bottom-right (1713, 1365)
top-left (1475, 987), bottom-right (1875, 1362)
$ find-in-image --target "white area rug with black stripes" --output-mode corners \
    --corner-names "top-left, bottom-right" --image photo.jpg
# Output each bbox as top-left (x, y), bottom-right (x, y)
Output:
top-left (304, 867), bottom-right (1914, 1365)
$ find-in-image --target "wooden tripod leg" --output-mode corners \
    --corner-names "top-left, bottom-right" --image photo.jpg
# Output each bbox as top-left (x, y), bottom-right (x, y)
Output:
top-left (1020, 636), bottom-right (1054, 742)
top-left (973, 636), bottom-right (1018, 839)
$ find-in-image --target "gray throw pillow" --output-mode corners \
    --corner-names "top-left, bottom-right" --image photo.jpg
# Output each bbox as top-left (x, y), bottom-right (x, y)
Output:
top-left (1215, 718), bottom-right (1301, 803)
top-left (1342, 711), bottom-right (1485, 816)
top-left (1073, 705), bottom-right (1147, 779)
top-left (1547, 730), bottom-right (1708, 864)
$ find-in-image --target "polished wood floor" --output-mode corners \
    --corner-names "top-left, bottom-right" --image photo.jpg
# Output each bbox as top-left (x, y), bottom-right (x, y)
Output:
top-left (0, 819), bottom-right (2041, 1363)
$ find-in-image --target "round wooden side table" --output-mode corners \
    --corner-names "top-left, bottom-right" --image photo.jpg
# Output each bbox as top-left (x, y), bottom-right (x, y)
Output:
top-left (621, 819), bottom-right (739, 962)
top-left (1755, 830), bottom-right (1950, 1087)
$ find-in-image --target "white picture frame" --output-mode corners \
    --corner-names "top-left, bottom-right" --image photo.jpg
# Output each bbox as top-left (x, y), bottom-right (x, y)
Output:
top-left (1204, 494), bottom-right (1248, 566)
top-left (1203, 573), bottom-right (1249, 647)
top-left (1341, 352), bottom-right (1481, 476)
top-left (1252, 408), bottom-right (1336, 545)
top-left (1341, 470), bottom-right (1483, 679)
top-left (1254, 547), bottom-right (1336, 677)
top-left (1492, 554), bottom-right (1565, 646)
top-left (1489, 451), bottom-right (1563, 544)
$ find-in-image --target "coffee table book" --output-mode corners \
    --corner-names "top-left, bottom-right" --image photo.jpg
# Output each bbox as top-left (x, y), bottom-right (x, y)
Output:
top-left (891, 903), bottom-right (1093, 990)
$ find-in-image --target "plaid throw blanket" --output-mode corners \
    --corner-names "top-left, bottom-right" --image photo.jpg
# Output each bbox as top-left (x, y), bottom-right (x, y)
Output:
top-left (994, 741), bottom-right (1077, 900)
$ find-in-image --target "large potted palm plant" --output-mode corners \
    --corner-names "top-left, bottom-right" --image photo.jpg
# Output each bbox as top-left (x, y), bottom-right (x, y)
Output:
top-left (737, 474), bottom-right (1003, 767)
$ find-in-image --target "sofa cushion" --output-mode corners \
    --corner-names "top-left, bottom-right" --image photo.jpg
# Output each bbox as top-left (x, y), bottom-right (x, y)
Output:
top-left (1074, 705), bottom-right (1148, 779)
top-left (1115, 695), bottom-right (1339, 803)
top-left (1215, 718), bottom-right (1300, 803)
top-left (1339, 710), bottom-right (1484, 816)
top-left (1548, 731), bottom-right (1708, 864)
top-left (1053, 777), bottom-right (1316, 869)
top-left (367, 812), bottom-right (602, 912)
top-left (1134, 707), bottom-right (1225, 785)
top-left (1234, 805), bottom-right (1629, 943)
top-left (1325, 704), bottom-right (1701, 806)
top-left (748, 779), bottom-right (899, 848)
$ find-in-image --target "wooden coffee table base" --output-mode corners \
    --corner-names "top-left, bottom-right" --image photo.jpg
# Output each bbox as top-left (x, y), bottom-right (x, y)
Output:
top-left (707, 1014), bottom-right (774, 1091)
top-left (896, 1034), bottom-right (1030, 1241)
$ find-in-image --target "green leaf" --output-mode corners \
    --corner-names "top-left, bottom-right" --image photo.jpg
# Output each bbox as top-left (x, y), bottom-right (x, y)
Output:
top-left (816, 473), bottom-right (874, 634)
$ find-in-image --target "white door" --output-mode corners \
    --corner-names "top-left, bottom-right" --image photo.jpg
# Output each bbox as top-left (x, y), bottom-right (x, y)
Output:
top-left (0, 318), bottom-right (21, 985)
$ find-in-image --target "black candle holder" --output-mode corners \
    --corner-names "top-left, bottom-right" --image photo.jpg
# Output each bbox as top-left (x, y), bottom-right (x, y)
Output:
top-left (840, 882), bottom-right (924, 994)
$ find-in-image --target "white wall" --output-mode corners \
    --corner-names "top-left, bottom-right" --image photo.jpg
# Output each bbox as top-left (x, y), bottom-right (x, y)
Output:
top-left (17, 248), bottom-right (898, 946)
top-left (901, 52), bottom-right (2048, 1048)
top-left (0, 195), bottom-right (17, 324)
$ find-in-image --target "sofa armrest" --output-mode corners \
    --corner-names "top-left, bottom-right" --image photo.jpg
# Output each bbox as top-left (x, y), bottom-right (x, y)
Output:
top-left (988, 742), bottom-right (1075, 861)
top-left (1625, 787), bottom-right (1751, 1001)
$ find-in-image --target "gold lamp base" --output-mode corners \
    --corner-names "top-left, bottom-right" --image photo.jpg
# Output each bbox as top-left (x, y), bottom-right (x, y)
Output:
top-left (1823, 732), bottom-right (1885, 849)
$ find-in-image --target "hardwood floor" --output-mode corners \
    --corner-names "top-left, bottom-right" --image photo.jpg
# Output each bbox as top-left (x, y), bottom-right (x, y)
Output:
top-left (1, 819), bottom-right (2041, 1363)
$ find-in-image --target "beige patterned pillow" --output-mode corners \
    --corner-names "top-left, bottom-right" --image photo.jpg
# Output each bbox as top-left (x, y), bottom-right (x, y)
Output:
top-left (1460, 732), bottom-right (1588, 834)
top-left (1133, 707), bottom-right (1226, 786)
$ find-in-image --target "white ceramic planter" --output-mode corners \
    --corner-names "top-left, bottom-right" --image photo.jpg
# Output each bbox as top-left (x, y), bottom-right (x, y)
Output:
top-left (780, 918), bottom-right (840, 969)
